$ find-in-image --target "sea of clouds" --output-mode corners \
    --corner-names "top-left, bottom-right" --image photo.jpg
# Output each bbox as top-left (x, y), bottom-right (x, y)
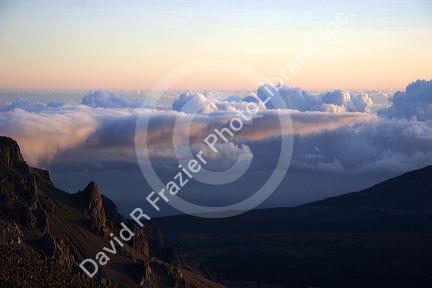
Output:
top-left (1, 80), bottom-right (431, 211)
top-left (1, 80), bottom-right (431, 174)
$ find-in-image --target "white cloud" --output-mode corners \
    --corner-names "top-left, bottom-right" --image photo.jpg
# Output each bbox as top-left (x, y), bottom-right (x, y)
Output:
top-left (0, 107), bottom-right (97, 165)
top-left (172, 91), bottom-right (266, 114)
top-left (258, 85), bottom-right (320, 111)
top-left (172, 92), bottom-right (218, 114)
top-left (352, 93), bottom-right (373, 112)
top-left (82, 90), bottom-right (147, 109)
top-left (0, 99), bottom-right (64, 112)
top-left (322, 90), bottom-right (373, 113)
top-left (380, 79), bottom-right (432, 121)
top-left (257, 85), bottom-right (373, 113)
top-left (293, 117), bottom-right (432, 173)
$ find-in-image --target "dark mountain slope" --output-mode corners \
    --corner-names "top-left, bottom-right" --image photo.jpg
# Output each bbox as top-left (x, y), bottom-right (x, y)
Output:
top-left (0, 136), bottom-right (224, 288)
top-left (306, 165), bottom-right (432, 210)
top-left (157, 165), bottom-right (432, 288)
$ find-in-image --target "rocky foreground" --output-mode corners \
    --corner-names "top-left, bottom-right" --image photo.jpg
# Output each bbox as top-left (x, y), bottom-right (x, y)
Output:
top-left (0, 136), bottom-right (225, 288)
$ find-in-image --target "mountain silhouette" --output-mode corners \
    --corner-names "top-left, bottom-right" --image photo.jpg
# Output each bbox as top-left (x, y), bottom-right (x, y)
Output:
top-left (307, 165), bottom-right (432, 210)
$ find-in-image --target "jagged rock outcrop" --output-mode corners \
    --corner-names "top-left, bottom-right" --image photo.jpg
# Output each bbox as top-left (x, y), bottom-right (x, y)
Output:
top-left (76, 181), bottom-right (108, 236)
top-left (0, 137), bottom-right (25, 169)
top-left (0, 136), bottom-right (44, 231)
top-left (39, 232), bottom-right (56, 258)
top-left (0, 136), bottom-right (225, 288)
top-left (37, 232), bottom-right (75, 270)
top-left (101, 194), bottom-right (123, 229)
top-left (143, 222), bottom-right (164, 252)
top-left (101, 194), bottom-right (176, 262)
top-left (0, 219), bottom-right (23, 245)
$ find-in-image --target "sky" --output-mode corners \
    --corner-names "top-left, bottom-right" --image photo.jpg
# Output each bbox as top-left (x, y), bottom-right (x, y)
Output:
top-left (0, 0), bottom-right (431, 90)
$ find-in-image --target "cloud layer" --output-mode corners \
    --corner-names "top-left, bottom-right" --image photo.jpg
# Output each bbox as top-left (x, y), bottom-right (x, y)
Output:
top-left (0, 80), bottom-right (430, 177)
top-left (0, 107), bottom-right (97, 165)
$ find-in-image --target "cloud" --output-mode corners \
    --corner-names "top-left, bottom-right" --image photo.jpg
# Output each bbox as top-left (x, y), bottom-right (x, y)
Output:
top-left (82, 90), bottom-right (146, 109)
top-left (0, 80), bottom-right (430, 177)
top-left (257, 85), bottom-right (320, 111)
top-left (352, 93), bottom-right (373, 112)
top-left (0, 97), bottom-right (370, 168)
top-left (172, 91), bottom-right (266, 114)
top-left (322, 90), bottom-right (373, 113)
top-left (172, 92), bottom-right (218, 114)
top-left (292, 117), bottom-right (432, 173)
top-left (380, 79), bottom-right (432, 121)
top-left (0, 107), bottom-right (97, 165)
top-left (257, 85), bottom-right (373, 113)
top-left (0, 99), bottom-right (64, 112)
top-left (1, 82), bottom-right (430, 213)
top-left (225, 95), bottom-right (243, 102)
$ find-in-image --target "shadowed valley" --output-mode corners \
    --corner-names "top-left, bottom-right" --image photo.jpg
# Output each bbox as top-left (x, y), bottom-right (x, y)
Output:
top-left (157, 165), bottom-right (432, 287)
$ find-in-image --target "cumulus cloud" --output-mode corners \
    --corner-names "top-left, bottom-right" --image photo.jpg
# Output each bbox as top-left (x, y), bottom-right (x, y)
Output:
top-left (258, 85), bottom-right (319, 111)
top-left (352, 93), bottom-right (373, 112)
top-left (82, 90), bottom-right (146, 109)
top-left (225, 95), bottom-right (243, 102)
top-left (172, 91), bottom-right (266, 114)
top-left (322, 90), bottom-right (373, 113)
top-left (257, 85), bottom-right (373, 113)
top-left (242, 95), bottom-right (260, 103)
top-left (172, 92), bottom-right (218, 114)
top-left (380, 79), bottom-right (432, 121)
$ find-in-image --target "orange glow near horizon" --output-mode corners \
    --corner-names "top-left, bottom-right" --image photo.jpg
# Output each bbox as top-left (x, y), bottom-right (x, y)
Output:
top-left (0, 2), bottom-right (431, 91)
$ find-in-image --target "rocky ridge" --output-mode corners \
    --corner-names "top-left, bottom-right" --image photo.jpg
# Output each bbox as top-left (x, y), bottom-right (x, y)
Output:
top-left (0, 136), bottom-right (224, 288)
